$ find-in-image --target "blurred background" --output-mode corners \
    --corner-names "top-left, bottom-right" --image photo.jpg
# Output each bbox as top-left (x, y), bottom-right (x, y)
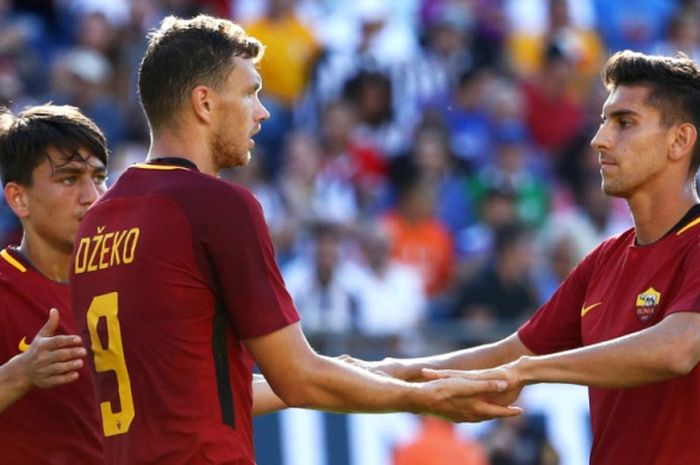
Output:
top-left (0, 0), bottom-right (695, 463)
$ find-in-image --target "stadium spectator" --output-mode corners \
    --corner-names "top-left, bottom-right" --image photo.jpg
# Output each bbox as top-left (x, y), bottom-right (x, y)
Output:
top-left (467, 126), bottom-right (551, 228)
top-left (593, 0), bottom-right (677, 52)
top-left (347, 222), bottom-right (427, 341)
top-left (481, 414), bottom-right (560, 465)
top-left (505, 0), bottom-right (604, 94)
top-left (521, 43), bottom-right (585, 156)
top-left (382, 175), bottom-right (455, 298)
top-left (392, 417), bottom-right (489, 465)
top-left (453, 222), bottom-right (538, 332)
top-left (284, 222), bottom-right (360, 337)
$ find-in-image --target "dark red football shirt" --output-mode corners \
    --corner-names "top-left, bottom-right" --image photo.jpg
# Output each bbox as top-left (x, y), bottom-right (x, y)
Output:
top-left (0, 247), bottom-right (104, 465)
top-left (519, 205), bottom-right (700, 465)
top-left (70, 158), bottom-right (299, 465)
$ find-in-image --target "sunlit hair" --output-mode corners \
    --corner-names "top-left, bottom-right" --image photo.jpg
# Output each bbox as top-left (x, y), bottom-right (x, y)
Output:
top-left (0, 104), bottom-right (108, 186)
top-left (139, 14), bottom-right (264, 132)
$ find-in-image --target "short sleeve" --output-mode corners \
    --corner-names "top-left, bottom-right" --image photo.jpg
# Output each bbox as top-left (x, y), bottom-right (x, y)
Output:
top-left (518, 244), bottom-right (600, 355)
top-left (662, 238), bottom-right (700, 317)
top-left (191, 184), bottom-right (299, 339)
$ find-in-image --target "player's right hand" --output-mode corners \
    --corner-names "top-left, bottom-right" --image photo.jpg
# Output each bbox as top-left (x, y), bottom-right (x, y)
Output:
top-left (17, 308), bottom-right (87, 389)
top-left (417, 376), bottom-right (523, 423)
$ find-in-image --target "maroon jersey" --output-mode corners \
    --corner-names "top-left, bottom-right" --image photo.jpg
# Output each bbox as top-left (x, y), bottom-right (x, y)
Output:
top-left (70, 158), bottom-right (299, 465)
top-left (519, 205), bottom-right (700, 465)
top-left (0, 247), bottom-right (104, 465)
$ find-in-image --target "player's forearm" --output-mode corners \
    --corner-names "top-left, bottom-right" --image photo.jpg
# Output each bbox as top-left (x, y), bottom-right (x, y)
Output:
top-left (283, 355), bottom-right (424, 414)
top-left (513, 313), bottom-right (700, 388)
top-left (252, 374), bottom-right (287, 415)
top-left (0, 354), bottom-right (31, 413)
top-left (398, 332), bottom-right (530, 379)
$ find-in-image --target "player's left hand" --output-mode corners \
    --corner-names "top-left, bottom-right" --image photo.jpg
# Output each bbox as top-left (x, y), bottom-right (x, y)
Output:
top-left (17, 308), bottom-right (87, 389)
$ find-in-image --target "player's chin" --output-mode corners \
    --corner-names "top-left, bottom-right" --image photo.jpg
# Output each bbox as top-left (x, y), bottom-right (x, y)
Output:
top-left (601, 181), bottom-right (626, 198)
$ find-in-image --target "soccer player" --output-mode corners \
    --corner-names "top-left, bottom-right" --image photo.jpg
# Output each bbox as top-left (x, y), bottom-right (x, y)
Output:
top-left (69, 14), bottom-right (519, 465)
top-left (351, 51), bottom-right (700, 465)
top-left (0, 104), bottom-right (107, 464)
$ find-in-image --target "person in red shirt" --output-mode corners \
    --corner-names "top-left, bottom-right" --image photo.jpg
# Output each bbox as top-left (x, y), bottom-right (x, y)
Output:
top-left (69, 14), bottom-right (518, 465)
top-left (350, 50), bottom-right (700, 465)
top-left (0, 104), bottom-right (108, 464)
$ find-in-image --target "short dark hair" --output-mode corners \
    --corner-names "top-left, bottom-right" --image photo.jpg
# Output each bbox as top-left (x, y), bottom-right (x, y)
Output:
top-left (602, 50), bottom-right (700, 175)
top-left (138, 15), bottom-right (264, 132)
top-left (0, 104), bottom-right (108, 186)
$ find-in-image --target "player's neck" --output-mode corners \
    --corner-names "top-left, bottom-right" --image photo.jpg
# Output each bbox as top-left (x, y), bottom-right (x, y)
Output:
top-left (148, 128), bottom-right (218, 177)
top-left (17, 236), bottom-right (71, 283)
top-left (628, 183), bottom-right (699, 245)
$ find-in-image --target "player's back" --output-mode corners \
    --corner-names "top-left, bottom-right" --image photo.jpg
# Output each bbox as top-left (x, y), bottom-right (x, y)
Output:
top-left (70, 159), bottom-right (275, 465)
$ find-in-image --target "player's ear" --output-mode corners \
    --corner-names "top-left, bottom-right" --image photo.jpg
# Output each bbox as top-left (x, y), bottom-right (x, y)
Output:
top-left (669, 123), bottom-right (697, 162)
top-left (4, 182), bottom-right (30, 219)
top-left (191, 85), bottom-right (213, 125)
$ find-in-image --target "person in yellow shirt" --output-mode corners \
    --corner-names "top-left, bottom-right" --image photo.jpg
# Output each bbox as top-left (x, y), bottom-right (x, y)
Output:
top-left (245, 0), bottom-right (320, 108)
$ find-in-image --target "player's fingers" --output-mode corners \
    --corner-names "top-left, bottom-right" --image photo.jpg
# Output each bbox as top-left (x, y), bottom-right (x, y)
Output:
top-left (36, 371), bottom-right (80, 388)
top-left (47, 346), bottom-right (87, 362)
top-left (455, 378), bottom-right (509, 394)
top-left (38, 359), bottom-right (83, 377)
top-left (467, 400), bottom-right (523, 420)
top-left (423, 368), bottom-right (507, 383)
top-left (338, 355), bottom-right (367, 367)
top-left (421, 368), bottom-right (469, 380)
top-left (38, 334), bottom-right (83, 351)
top-left (37, 308), bottom-right (60, 337)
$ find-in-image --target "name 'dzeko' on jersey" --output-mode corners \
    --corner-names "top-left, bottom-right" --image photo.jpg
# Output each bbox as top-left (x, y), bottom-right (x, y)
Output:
top-left (74, 226), bottom-right (140, 274)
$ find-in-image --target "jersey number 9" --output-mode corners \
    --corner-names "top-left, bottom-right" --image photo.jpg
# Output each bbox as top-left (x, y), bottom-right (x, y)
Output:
top-left (86, 292), bottom-right (135, 437)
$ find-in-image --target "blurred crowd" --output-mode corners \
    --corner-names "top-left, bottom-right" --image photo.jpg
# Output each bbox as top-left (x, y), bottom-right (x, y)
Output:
top-left (3, 0), bottom-right (697, 348)
top-left (3, 0), bottom-right (697, 352)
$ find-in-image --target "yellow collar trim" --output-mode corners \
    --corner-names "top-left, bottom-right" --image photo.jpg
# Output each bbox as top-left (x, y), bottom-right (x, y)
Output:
top-left (676, 216), bottom-right (700, 236)
top-left (0, 249), bottom-right (26, 272)
top-left (131, 163), bottom-right (190, 171)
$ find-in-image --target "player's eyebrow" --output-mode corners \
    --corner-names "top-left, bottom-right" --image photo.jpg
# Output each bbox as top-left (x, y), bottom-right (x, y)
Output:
top-left (52, 161), bottom-right (106, 176)
top-left (601, 109), bottom-right (640, 120)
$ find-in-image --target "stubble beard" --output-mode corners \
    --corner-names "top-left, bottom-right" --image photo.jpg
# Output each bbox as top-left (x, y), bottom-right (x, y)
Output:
top-left (211, 129), bottom-right (250, 170)
top-left (601, 179), bottom-right (624, 198)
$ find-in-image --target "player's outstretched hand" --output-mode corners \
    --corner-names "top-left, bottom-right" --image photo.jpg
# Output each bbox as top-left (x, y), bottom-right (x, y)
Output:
top-left (17, 308), bottom-right (87, 389)
top-left (417, 376), bottom-right (523, 423)
top-left (421, 365), bottom-right (523, 415)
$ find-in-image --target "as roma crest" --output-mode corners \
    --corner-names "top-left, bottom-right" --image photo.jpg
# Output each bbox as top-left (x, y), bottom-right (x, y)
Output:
top-left (635, 287), bottom-right (661, 322)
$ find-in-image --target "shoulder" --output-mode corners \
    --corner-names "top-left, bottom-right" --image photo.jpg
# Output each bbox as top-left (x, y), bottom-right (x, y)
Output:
top-left (145, 170), bottom-right (260, 217)
top-left (594, 228), bottom-right (633, 255)
top-left (0, 249), bottom-right (26, 286)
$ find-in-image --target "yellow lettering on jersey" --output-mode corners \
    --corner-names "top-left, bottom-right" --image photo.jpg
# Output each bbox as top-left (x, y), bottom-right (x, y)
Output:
top-left (74, 227), bottom-right (141, 274)
top-left (87, 234), bottom-right (103, 272)
top-left (99, 232), bottom-right (114, 269)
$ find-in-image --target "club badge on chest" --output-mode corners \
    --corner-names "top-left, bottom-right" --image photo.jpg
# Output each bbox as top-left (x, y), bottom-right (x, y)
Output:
top-left (636, 287), bottom-right (661, 323)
